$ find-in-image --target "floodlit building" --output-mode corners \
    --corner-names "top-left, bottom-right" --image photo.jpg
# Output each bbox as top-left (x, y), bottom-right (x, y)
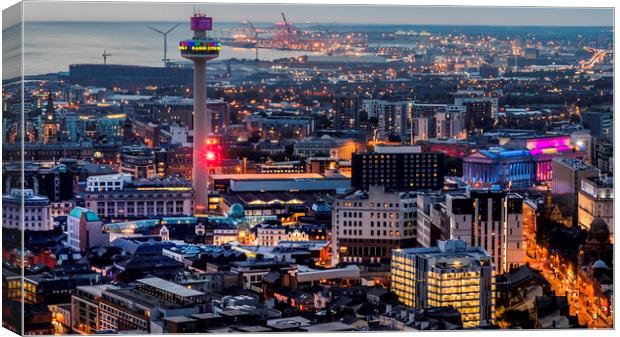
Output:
top-left (390, 240), bottom-right (495, 328)
top-left (578, 175), bottom-right (614, 236)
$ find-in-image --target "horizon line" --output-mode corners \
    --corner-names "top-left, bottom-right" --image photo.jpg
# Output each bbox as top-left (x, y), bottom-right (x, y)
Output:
top-left (22, 20), bottom-right (615, 28)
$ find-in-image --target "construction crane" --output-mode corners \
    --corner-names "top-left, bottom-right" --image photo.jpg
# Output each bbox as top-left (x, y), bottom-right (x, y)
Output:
top-left (245, 19), bottom-right (260, 62)
top-left (147, 23), bottom-right (181, 67)
top-left (102, 50), bottom-right (112, 65)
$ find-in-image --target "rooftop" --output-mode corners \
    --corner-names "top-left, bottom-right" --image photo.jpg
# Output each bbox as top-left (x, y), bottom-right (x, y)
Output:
top-left (137, 277), bottom-right (205, 298)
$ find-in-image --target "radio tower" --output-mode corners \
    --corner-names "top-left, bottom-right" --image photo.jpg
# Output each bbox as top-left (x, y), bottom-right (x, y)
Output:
top-left (180, 12), bottom-right (221, 213)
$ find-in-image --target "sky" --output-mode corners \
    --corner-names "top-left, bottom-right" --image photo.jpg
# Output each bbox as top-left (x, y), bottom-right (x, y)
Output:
top-left (18, 1), bottom-right (614, 27)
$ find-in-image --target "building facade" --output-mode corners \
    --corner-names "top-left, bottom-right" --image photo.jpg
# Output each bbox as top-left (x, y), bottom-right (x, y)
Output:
top-left (2, 189), bottom-right (54, 231)
top-left (391, 240), bottom-right (495, 328)
top-left (446, 190), bottom-right (524, 274)
top-left (578, 175), bottom-right (613, 236)
top-left (351, 150), bottom-right (444, 192)
top-left (67, 207), bottom-right (108, 252)
top-left (552, 157), bottom-right (599, 226)
top-left (332, 186), bottom-right (417, 264)
top-left (82, 174), bottom-right (194, 220)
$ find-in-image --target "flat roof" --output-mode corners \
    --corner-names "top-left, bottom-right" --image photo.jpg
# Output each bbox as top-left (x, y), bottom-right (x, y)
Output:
top-left (137, 277), bottom-right (205, 298)
top-left (302, 321), bottom-right (355, 332)
top-left (211, 173), bottom-right (324, 180)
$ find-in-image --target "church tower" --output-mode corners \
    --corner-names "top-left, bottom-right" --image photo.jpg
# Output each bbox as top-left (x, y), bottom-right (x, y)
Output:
top-left (42, 90), bottom-right (58, 145)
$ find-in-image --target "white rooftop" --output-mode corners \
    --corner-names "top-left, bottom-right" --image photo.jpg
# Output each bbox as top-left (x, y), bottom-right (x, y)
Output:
top-left (137, 277), bottom-right (205, 298)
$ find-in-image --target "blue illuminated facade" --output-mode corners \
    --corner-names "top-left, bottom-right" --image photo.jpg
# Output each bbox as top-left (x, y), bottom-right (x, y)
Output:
top-left (463, 148), bottom-right (535, 189)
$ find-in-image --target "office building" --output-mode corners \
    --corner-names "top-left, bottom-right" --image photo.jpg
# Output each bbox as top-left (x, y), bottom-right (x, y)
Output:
top-left (412, 117), bottom-right (430, 143)
top-left (71, 285), bottom-right (118, 335)
top-left (293, 136), bottom-right (361, 160)
top-left (581, 111), bottom-right (612, 140)
top-left (416, 192), bottom-right (448, 248)
top-left (454, 97), bottom-right (498, 132)
top-left (119, 145), bottom-right (157, 179)
top-left (435, 110), bottom-right (466, 139)
top-left (97, 277), bottom-right (207, 333)
top-left (552, 158), bottom-right (599, 226)
top-left (67, 207), bottom-right (108, 252)
top-left (578, 175), bottom-right (614, 236)
top-left (391, 240), bottom-right (495, 328)
top-left (364, 99), bottom-right (412, 143)
top-left (332, 185), bottom-right (417, 264)
top-left (332, 93), bottom-right (361, 130)
top-left (82, 174), bottom-right (194, 220)
top-left (244, 115), bottom-right (316, 140)
top-left (137, 96), bottom-right (230, 134)
top-left (446, 190), bottom-right (524, 274)
top-left (351, 149), bottom-right (444, 192)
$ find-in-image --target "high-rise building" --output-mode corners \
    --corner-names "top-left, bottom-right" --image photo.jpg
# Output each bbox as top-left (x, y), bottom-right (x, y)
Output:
top-left (435, 110), bottom-right (466, 139)
top-left (581, 111), bottom-right (612, 141)
top-left (552, 157), bottom-right (599, 226)
top-left (332, 186), bottom-right (417, 264)
top-left (351, 148), bottom-right (444, 192)
top-left (364, 99), bottom-right (412, 143)
top-left (180, 13), bottom-right (221, 213)
top-left (332, 93), bottom-right (361, 130)
top-left (454, 97), bottom-right (498, 132)
top-left (446, 189), bottom-right (524, 274)
top-left (415, 192), bottom-right (448, 248)
top-left (412, 117), bottom-right (430, 143)
top-left (391, 240), bottom-right (495, 328)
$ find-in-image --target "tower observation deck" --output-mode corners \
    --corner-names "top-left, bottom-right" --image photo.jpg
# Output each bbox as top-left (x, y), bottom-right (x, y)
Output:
top-left (180, 13), bottom-right (221, 213)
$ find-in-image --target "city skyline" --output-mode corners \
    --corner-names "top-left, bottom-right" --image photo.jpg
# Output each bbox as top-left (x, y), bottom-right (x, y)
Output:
top-left (2, 2), bottom-right (615, 334)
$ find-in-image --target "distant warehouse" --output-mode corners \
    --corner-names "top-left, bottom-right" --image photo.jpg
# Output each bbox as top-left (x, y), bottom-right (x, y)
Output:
top-left (67, 64), bottom-right (194, 88)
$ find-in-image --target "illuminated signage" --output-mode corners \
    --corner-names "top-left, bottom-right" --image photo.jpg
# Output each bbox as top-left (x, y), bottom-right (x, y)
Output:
top-left (179, 40), bottom-right (221, 53)
top-left (191, 16), bottom-right (213, 31)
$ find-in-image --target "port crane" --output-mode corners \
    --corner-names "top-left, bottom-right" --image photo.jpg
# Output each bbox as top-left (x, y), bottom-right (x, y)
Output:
top-left (281, 12), bottom-right (294, 48)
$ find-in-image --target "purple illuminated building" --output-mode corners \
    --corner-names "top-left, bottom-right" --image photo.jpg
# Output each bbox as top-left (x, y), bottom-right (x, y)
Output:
top-left (463, 135), bottom-right (588, 189)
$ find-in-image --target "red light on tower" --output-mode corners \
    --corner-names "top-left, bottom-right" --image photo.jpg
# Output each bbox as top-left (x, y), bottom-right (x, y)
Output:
top-left (203, 137), bottom-right (221, 164)
top-left (205, 151), bottom-right (216, 161)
